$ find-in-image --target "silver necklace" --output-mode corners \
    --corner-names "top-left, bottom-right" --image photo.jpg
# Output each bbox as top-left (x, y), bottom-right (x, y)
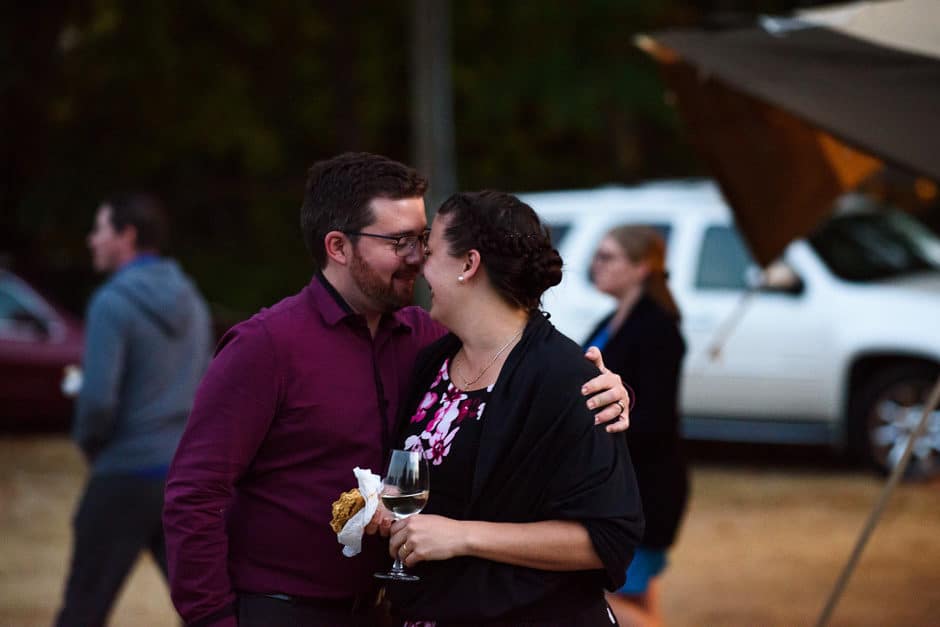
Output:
top-left (455, 328), bottom-right (524, 390)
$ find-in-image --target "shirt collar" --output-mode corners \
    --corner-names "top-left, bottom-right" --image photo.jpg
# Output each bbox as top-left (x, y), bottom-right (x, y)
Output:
top-left (310, 272), bottom-right (415, 333)
top-left (314, 271), bottom-right (353, 322)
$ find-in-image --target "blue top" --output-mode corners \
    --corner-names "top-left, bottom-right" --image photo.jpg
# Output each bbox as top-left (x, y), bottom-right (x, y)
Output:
top-left (73, 258), bottom-right (213, 476)
top-left (119, 252), bottom-right (168, 482)
top-left (584, 324), bottom-right (612, 352)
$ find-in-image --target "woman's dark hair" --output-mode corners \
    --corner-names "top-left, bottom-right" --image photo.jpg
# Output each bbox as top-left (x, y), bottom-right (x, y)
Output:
top-left (437, 190), bottom-right (562, 311)
top-left (104, 193), bottom-right (169, 253)
top-left (301, 152), bottom-right (428, 270)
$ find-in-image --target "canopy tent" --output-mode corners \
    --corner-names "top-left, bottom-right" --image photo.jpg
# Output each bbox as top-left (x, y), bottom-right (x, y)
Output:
top-left (639, 4), bottom-right (940, 624)
top-left (638, 0), bottom-right (940, 265)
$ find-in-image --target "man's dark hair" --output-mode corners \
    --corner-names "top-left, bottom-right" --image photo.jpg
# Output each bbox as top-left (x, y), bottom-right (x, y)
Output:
top-left (104, 192), bottom-right (169, 253)
top-left (300, 152), bottom-right (428, 270)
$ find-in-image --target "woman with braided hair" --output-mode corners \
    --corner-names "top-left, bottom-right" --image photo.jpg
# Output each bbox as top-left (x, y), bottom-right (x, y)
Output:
top-left (586, 225), bottom-right (688, 627)
top-left (383, 191), bottom-right (643, 626)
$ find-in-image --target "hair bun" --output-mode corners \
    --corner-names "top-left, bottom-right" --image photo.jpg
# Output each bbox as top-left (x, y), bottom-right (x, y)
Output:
top-left (524, 241), bottom-right (563, 296)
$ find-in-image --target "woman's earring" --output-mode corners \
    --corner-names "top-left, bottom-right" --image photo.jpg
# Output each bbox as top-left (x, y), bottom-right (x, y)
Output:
top-left (457, 275), bottom-right (465, 283)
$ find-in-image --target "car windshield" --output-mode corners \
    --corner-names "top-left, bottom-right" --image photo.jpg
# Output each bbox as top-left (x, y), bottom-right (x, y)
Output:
top-left (808, 211), bottom-right (940, 282)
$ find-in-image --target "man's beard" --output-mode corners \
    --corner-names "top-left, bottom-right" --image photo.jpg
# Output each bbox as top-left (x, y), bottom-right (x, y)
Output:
top-left (349, 251), bottom-right (419, 313)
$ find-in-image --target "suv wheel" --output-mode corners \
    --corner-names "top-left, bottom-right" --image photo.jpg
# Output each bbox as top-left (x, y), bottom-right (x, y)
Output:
top-left (850, 364), bottom-right (940, 477)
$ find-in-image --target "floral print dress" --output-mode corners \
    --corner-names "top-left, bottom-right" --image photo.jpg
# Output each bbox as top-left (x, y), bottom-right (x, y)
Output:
top-left (399, 357), bottom-right (492, 627)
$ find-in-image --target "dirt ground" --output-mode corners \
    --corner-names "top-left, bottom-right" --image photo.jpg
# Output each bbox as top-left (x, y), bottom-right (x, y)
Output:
top-left (1, 436), bottom-right (938, 627)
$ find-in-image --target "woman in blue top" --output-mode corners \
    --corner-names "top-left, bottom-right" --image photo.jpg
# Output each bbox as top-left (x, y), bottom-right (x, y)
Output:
top-left (585, 225), bottom-right (689, 627)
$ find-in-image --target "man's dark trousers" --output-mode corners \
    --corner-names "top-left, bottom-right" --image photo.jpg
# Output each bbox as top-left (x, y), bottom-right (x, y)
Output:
top-left (55, 473), bottom-right (169, 627)
top-left (236, 591), bottom-right (392, 627)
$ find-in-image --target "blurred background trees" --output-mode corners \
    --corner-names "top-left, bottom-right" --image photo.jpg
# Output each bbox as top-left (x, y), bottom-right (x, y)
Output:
top-left (1, 0), bottom-right (813, 320)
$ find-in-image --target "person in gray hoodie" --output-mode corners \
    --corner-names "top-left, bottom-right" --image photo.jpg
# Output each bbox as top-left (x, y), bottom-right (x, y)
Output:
top-left (56, 192), bottom-right (212, 627)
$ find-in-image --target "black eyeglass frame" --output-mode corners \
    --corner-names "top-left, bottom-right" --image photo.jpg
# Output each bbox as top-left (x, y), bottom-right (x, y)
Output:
top-left (343, 229), bottom-right (430, 256)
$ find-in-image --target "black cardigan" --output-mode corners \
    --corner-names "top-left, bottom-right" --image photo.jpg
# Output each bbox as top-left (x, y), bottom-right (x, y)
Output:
top-left (389, 312), bottom-right (644, 624)
top-left (585, 295), bottom-right (689, 549)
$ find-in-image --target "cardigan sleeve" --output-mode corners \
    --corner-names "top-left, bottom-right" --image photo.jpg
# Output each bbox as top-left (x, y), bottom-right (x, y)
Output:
top-left (542, 383), bottom-right (644, 590)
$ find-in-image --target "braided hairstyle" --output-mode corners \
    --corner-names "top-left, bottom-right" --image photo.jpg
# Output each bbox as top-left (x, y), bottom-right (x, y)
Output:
top-left (437, 190), bottom-right (562, 311)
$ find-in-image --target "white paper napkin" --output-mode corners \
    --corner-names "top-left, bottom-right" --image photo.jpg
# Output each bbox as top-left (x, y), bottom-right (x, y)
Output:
top-left (337, 466), bottom-right (382, 557)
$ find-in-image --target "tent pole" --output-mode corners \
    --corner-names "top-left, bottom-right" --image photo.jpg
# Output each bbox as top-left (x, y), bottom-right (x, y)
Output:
top-left (815, 374), bottom-right (940, 627)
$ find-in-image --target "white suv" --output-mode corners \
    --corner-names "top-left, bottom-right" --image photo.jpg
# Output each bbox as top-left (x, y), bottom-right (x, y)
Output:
top-left (520, 180), bottom-right (940, 474)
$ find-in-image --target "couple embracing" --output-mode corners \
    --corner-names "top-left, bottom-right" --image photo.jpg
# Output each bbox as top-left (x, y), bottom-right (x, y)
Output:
top-left (163, 152), bottom-right (643, 627)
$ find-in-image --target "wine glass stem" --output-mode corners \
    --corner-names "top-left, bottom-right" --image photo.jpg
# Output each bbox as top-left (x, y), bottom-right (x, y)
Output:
top-left (391, 513), bottom-right (408, 573)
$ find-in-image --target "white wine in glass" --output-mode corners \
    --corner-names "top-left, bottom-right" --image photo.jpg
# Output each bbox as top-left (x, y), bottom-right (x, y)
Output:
top-left (381, 490), bottom-right (429, 517)
top-left (374, 448), bottom-right (430, 582)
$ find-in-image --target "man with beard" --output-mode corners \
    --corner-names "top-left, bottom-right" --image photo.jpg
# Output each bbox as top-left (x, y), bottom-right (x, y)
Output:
top-left (163, 153), bottom-right (631, 627)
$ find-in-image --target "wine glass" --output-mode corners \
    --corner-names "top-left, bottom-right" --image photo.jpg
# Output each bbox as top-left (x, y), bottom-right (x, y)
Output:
top-left (374, 448), bottom-right (430, 582)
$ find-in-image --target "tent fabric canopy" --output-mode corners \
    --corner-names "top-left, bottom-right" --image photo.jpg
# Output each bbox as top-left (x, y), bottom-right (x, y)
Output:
top-left (796, 0), bottom-right (940, 60)
top-left (641, 0), bottom-right (940, 265)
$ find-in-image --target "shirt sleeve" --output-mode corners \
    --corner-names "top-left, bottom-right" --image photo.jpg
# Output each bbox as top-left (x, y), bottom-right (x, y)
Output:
top-left (163, 318), bottom-right (281, 626)
top-left (72, 290), bottom-right (127, 460)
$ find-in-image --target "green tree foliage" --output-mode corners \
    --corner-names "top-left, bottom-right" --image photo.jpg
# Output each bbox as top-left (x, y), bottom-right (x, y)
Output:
top-left (0, 0), bottom-right (805, 320)
top-left (3, 1), bottom-right (413, 318)
top-left (451, 0), bottom-right (698, 191)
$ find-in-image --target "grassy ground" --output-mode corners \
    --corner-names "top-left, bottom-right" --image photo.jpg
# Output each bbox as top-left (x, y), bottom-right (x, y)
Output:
top-left (1, 436), bottom-right (938, 626)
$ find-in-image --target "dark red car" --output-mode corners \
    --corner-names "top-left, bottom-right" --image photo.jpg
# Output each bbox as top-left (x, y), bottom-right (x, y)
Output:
top-left (0, 270), bottom-right (84, 428)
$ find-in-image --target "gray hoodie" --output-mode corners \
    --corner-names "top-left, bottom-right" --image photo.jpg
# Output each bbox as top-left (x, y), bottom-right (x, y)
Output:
top-left (73, 258), bottom-right (212, 475)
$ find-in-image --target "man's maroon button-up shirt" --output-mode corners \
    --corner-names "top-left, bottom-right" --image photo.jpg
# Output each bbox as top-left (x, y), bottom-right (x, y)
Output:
top-left (164, 274), bottom-right (445, 626)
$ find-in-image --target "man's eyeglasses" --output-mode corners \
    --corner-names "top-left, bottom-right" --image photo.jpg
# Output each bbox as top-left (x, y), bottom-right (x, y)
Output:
top-left (344, 229), bottom-right (430, 257)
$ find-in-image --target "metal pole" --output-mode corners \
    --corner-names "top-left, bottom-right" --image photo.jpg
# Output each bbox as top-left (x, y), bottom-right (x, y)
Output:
top-left (411, 0), bottom-right (455, 310)
top-left (411, 0), bottom-right (456, 214)
top-left (815, 374), bottom-right (940, 627)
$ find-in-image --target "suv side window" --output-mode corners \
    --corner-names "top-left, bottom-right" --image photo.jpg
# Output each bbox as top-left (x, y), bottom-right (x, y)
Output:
top-left (546, 223), bottom-right (571, 247)
top-left (652, 224), bottom-right (672, 242)
top-left (0, 282), bottom-right (31, 319)
top-left (696, 225), bottom-right (753, 290)
top-left (0, 277), bottom-right (51, 340)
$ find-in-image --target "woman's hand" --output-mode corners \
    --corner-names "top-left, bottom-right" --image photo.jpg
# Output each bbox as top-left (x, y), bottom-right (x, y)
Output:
top-left (583, 346), bottom-right (631, 433)
top-left (364, 503), bottom-right (395, 537)
top-left (389, 514), bottom-right (467, 567)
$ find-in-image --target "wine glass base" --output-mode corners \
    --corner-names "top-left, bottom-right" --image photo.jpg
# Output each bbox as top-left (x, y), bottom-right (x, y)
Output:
top-left (374, 571), bottom-right (420, 582)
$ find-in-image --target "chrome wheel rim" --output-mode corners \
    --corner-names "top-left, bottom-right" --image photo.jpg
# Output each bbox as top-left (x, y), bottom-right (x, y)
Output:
top-left (868, 379), bottom-right (940, 475)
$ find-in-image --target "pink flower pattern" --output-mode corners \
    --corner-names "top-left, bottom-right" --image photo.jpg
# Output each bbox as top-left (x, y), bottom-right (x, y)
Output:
top-left (410, 390), bottom-right (440, 425)
top-left (404, 358), bottom-right (490, 467)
